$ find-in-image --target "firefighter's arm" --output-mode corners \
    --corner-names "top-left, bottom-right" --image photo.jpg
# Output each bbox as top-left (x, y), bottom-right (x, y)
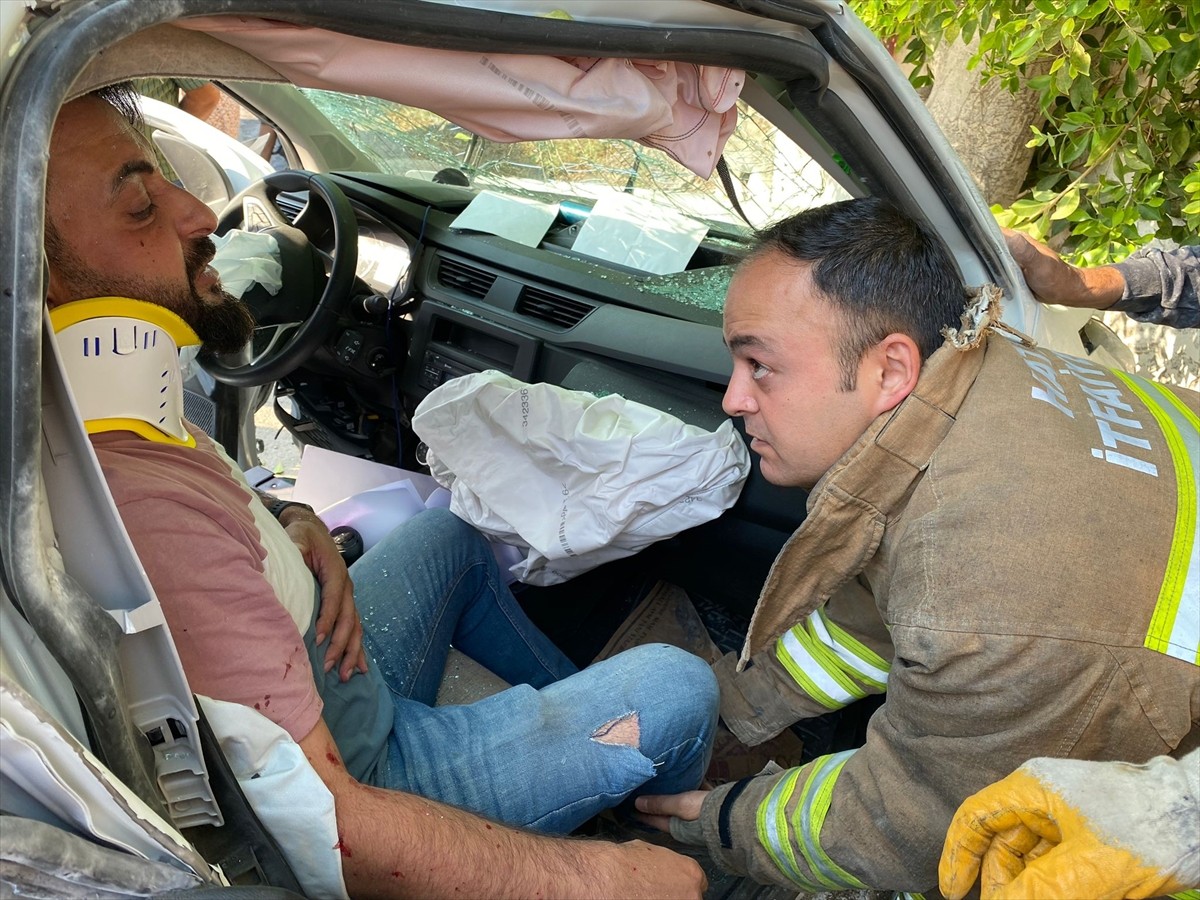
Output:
top-left (640, 703), bottom-right (942, 890)
top-left (939, 750), bottom-right (1200, 900)
top-left (1003, 228), bottom-right (1125, 309)
top-left (716, 577), bottom-right (892, 746)
top-left (659, 629), bottom-right (1133, 892)
top-left (644, 580), bottom-right (896, 891)
top-left (637, 759), bottom-right (874, 892)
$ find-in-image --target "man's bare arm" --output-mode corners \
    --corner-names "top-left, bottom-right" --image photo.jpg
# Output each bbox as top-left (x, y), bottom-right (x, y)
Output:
top-left (179, 82), bottom-right (221, 121)
top-left (299, 718), bottom-right (708, 899)
top-left (1003, 228), bottom-right (1125, 309)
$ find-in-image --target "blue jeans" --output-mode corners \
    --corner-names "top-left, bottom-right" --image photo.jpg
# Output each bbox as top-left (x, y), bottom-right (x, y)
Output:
top-left (351, 508), bottom-right (718, 833)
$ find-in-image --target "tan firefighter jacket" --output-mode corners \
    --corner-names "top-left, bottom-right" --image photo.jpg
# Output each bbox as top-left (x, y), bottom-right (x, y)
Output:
top-left (701, 332), bottom-right (1200, 893)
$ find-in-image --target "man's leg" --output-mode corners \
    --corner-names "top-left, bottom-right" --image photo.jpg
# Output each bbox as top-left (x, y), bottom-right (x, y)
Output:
top-left (379, 642), bottom-right (719, 834)
top-left (352, 508), bottom-right (577, 704)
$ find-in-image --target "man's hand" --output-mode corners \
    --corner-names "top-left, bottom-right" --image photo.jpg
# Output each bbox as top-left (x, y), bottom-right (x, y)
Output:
top-left (634, 791), bottom-right (708, 845)
top-left (1003, 228), bottom-right (1125, 310)
top-left (280, 508), bottom-right (367, 681)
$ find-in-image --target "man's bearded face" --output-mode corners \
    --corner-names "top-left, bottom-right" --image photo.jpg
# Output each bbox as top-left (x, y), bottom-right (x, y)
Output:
top-left (45, 95), bottom-right (255, 354)
top-left (47, 229), bottom-right (256, 354)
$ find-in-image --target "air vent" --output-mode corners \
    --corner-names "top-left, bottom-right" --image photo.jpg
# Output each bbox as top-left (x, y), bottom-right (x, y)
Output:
top-left (274, 191), bottom-right (307, 224)
top-left (516, 286), bottom-right (595, 329)
top-left (437, 257), bottom-right (498, 299)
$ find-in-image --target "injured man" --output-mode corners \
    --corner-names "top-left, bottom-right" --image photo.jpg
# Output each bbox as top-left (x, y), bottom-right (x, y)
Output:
top-left (44, 84), bottom-right (717, 899)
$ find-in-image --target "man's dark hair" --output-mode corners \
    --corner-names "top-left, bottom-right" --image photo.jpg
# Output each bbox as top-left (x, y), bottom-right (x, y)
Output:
top-left (752, 197), bottom-right (965, 390)
top-left (91, 81), bottom-right (144, 129)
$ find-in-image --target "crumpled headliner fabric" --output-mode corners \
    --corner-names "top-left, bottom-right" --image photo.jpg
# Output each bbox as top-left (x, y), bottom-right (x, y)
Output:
top-left (176, 16), bottom-right (743, 178)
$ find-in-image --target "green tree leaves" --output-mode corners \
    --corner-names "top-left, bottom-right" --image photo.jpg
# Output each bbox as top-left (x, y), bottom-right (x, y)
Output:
top-left (857, 0), bottom-right (1199, 264)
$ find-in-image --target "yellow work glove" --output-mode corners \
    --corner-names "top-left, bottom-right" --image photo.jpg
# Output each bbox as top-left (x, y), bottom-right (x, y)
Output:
top-left (939, 751), bottom-right (1200, 900)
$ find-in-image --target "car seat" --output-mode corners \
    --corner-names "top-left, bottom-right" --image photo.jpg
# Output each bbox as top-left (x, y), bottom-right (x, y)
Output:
top-left (1, 312), bottom-right (333, 895)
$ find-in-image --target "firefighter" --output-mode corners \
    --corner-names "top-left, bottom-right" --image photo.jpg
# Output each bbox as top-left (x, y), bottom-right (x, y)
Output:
top-left (637, 197), bottom-right (1199, 894)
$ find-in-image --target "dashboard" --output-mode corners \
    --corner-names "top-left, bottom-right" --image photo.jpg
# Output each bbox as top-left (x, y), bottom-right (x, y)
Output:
top-left (270, 172), bottom-right (811, 617)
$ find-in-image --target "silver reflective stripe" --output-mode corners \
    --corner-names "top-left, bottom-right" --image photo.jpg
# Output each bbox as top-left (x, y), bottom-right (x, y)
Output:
top-left (793, 750), bottom-right (863, 889)
top-left (778, 628), bottom-right (857, 708)
top-left (757, 770), bottom-right (810, 888)
top-left (811, 609), bottom-right (890, 685)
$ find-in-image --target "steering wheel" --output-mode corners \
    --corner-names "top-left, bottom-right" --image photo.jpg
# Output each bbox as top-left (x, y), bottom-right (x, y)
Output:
top-left (204, 170), bottom-right (358, 387)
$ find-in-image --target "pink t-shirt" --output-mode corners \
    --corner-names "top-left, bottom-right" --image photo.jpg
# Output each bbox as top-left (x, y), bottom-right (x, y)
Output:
top-left (91, 426), bottom-right (323, 741)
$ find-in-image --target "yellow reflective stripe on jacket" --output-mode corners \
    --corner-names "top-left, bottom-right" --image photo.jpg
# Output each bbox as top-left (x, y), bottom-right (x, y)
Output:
top-left (756, 752), bottom-right (867, 891)
top-left (1169, 890), bottom-right (1200, 900)
top-left (755, 768), bottom-right (820, 890)
top-left (796, 752), bottom-right (867, 889)
top-left (777, 624), bottom-right (861, 710)
top-left (811, 608), bottom-right (890, 689)
top-left (776, 609), bottom-right (890, 709)
top-left (1116, 373), bottom-right (1200, 666)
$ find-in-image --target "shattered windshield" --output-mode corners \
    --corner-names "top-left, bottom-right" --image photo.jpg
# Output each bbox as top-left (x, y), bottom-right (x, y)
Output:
top-left (301, 87), bottom-right (848, 237)
top-left (299, 87), bottom-right (849, 313)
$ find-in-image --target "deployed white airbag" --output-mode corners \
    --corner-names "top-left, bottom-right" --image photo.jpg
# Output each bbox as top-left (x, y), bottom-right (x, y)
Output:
top-left (210, 229), bottom-right (283, 299)
top-left (413, 371), bottom-right (750, 585)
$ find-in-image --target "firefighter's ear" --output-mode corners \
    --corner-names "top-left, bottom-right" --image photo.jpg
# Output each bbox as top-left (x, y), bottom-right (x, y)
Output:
top-left (859, 333), bottom-right (920, 415)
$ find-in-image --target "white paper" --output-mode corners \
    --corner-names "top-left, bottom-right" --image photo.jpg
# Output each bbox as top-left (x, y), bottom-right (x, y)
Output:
top-left (293, 446), bottom-right (519, 583)
top-left (318, 480), bottom-right (428, 551)
top-left (570, 193), bottom-right (709, 275)
top-left (292, 445), bottom-right (440, 511)
top-left (198, 696), bottom-right (346, 898)
top-left (450, 190), bottom-right (559, 247)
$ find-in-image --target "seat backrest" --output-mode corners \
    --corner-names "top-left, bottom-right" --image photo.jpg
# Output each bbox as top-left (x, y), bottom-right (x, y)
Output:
top-left (39, 311), bottom-right (221, 829)
top-left (30, 311), bottom-right (348, 896)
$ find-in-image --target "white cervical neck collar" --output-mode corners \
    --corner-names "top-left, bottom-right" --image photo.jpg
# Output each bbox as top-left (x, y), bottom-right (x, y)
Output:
top-left (50, 297), bottom-right (201, 447)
